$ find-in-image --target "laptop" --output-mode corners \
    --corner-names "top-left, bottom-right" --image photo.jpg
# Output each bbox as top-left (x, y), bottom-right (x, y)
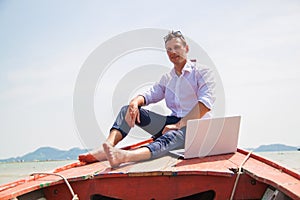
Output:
top-left (170, 116), bottom-right (241, 159)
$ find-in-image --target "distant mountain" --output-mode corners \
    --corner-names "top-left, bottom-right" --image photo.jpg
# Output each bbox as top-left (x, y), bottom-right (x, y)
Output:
top-left (252, 144), bottom-right (298, 152)
top-left (1, 144), bottom-right (298, 163)
top-left (0, 147), bottom-right (88, 162)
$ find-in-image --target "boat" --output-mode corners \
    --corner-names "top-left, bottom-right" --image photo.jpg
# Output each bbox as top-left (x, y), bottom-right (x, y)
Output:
top-left (0, 141), bottom-right (299, 200)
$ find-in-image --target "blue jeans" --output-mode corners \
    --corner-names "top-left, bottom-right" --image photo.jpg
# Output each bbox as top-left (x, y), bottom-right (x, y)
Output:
top-left (111, 105), bottom-right (186, 158)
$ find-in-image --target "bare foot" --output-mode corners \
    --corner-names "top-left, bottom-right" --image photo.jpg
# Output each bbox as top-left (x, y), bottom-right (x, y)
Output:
top-left (78, 147), bottom-right (107, 163)
top-left (102, 142), bottom-right (128, 168)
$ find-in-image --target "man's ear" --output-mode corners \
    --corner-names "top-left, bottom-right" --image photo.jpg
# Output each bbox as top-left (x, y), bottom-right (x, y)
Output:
top-left (185, 45), bottom-right (189, 53)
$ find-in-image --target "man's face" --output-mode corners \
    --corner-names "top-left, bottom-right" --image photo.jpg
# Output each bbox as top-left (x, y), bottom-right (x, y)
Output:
top-left (165, 38), bottom-right (189, 65)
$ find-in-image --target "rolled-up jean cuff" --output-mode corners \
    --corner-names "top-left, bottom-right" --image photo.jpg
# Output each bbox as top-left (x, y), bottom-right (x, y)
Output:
top-left (110, 127), bottom-right (127, 139)
top-left (144, 142), bottom-right (168, 159)
top-left (142, 145), bottom-right (156, 158)
top-left (142, 145), bottom-right (154, 158)
top-left (144, 128), bottom-right (186, 159)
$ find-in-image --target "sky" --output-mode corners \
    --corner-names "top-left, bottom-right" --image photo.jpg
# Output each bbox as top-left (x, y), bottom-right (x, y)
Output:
top-left (0, 0), bottom-right (300, 159)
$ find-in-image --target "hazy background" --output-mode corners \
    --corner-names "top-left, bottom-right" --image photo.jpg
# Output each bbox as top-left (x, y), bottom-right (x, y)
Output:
top-left (1, 0), bottom-right (299, 159)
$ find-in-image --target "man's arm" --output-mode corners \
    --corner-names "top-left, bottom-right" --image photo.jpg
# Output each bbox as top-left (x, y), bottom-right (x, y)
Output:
top-left (179, 101), bottom-right (210, 127)
top-left (162, 102), bottom-right (210, 133)
top-left (129, 95), bottom-right (145, 108)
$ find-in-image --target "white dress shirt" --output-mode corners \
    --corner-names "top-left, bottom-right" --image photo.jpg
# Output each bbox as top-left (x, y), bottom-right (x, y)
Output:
top-left (142, 60), bottom-right (215, 118)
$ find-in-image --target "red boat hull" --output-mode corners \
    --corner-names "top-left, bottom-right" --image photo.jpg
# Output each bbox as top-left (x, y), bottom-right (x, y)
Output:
top-left (39, 173), bottom-right (268, 200)
top-left (0, 149), bottom-right (299, 200)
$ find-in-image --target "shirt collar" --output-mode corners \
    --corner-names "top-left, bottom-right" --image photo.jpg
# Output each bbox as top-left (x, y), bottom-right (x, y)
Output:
top-left (183, 60), bottom-right (194, 73)
top-left (171, 60), bottom-right (194, 76)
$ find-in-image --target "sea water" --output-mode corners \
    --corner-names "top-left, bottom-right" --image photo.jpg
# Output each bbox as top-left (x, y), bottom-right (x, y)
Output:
top-left (256, 151), bottom-right (300, 172)
top-left (0, 160), bottom-right (75, 185)
top-left (0, 151), bottom-right (299, 185)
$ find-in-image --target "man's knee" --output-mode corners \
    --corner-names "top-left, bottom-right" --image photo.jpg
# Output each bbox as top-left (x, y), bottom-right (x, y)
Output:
top-left (120, 105), bottom-right (129, 114)
top-left (164, 129), bottom-right (185, 142)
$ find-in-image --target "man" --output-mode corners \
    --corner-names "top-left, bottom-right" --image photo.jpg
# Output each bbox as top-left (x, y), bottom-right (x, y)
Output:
top-left (79, 31), bottom-right (215, 168)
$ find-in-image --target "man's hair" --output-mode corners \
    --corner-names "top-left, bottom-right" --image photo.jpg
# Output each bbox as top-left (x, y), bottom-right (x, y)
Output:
top-left (164, 30), bottom-right (187, 46)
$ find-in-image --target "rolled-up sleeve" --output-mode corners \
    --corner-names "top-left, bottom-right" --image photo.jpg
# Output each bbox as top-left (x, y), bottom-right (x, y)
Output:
top-left (196, 66), bottom-right (216, 110)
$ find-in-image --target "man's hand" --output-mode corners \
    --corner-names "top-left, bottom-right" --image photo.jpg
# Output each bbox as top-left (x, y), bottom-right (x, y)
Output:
top-left (162, 121), bottom-right (185, 134)
top-left (125, 101), bottom-right (141, 128)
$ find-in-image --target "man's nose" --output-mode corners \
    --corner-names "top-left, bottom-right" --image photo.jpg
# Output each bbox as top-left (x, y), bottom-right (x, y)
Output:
top-left (168, 49), bottom-right (177, 54)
